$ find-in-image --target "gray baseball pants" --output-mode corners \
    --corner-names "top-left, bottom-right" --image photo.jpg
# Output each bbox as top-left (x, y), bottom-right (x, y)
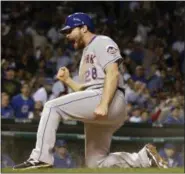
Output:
top-left (30, 89), bottom-right (151, 168)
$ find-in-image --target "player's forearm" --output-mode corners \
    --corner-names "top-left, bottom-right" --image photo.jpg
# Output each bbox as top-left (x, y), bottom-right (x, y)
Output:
top-left (100, 70), bottom-right (119, 106)
top-left (64, 78), bottom-right (84, 92)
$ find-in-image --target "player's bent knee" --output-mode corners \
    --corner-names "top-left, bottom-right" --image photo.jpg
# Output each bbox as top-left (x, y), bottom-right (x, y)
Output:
top-left (44, 100), bottom-right (58, 108)
top-left (44, 96), bottom-right (66, 108)
top-left (97, 154), bottom-right (122, 168)
top-left (86, 155), bottom-right (118, 168)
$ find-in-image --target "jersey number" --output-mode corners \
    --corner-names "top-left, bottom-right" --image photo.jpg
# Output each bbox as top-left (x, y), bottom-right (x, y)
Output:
top-left (85, 67), bottom-right (97, 82)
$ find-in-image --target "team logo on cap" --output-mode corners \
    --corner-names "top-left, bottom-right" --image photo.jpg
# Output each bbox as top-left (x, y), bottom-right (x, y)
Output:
top-left (73, 17), bottom-right (81, 22)
top-left (106, 45), bottom-right (118, 54)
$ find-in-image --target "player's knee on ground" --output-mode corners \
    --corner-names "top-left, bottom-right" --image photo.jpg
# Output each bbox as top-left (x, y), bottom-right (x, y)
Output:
top-left (97, 154), bottom-right (121, 168)
top-left (86, 156), bottom-right (104, 168)
top-left (86, 155), bottom-right (122, 168)
top-left (97, 154), bottom-right (131, 168)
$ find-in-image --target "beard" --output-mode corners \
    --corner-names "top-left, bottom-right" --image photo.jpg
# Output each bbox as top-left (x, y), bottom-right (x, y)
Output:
top-left (74, 39), bottom-right (84, 50)
top-left (73, 33), bottom-right (85, 50)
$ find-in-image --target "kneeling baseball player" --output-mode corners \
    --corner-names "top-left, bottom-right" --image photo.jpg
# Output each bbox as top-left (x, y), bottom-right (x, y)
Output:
top-left (13, 12), bottom-right (167, 170)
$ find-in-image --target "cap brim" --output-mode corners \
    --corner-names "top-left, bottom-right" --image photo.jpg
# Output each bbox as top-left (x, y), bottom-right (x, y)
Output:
top-left (59, 25), bottom-right (72, 33)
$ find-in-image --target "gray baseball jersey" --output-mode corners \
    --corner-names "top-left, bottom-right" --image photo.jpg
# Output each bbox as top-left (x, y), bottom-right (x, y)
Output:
top-left (29, 35), bottom-right (150, 169)
top-left (79, 35), bottom-right (124, 89)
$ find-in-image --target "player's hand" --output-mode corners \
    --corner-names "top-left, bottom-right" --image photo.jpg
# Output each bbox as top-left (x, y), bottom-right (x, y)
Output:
top-left (56, 67), bottom-right (70, 82)
top-left (94, 103), bottom-right (108, 120)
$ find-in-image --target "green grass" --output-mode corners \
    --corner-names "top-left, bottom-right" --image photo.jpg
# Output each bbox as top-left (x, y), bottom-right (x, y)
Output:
top-left (2, 168), bottom-right (184, 173)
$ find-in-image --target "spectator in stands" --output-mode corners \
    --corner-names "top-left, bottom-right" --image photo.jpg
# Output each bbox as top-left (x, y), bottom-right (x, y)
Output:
top-left (140, 105), bottom-right (164, 124)
top-left (172, 35), bottom-right (185, 54)
top-left (52, 79), bottom-right (68, 98)
top-left (2, 67), bottom-right (21, 98)
top-left (1, 153), bottom-right (15, 168)
top-left (147, 64), bottom-right (164, 93)
top-left (140, 110), bottom-right (150, 123)
top-left (132, 66), bottom-right (147, 84)
top-left (157, 98), bottom-right (177, 123)
top-left (56, 47), bottom-right (73, 71)
top-left (53, 140), bottom-right (76, 168)
top-left (129, 37), bottom-right (145, 66)
top-left (43, 46), bottom-right (57, 77)
top-left (11, 83), bottom-right (35, 119)
top-left (163, 106), bottom-right (184, 124)
top-left (16, 51), bottom-right (38, 76)
top-left (164, 68), bottom-right (176, 91)
top-left (32, 79), bottom-right (54, 105)
top-left (1, 93), bottom-right (14, 119)
top-left (31, 28), bottom-right (49, 55)
top-left (129, 105), bottom-right (142, 123)
top-left (47, 22), bottom-right (62, 45)
top-left (125, 81), bottom-right (150, 108)
top-left (159, 143), bottom-right (184, 168)
top-left (15, 65), bottom-right (27, 85)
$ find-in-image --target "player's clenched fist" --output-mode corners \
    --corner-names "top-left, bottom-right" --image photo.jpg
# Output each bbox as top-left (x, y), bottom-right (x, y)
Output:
top-left (56, 67), bottom-right (70, 82)
top-left (94, 103), bottom-right (108, 120)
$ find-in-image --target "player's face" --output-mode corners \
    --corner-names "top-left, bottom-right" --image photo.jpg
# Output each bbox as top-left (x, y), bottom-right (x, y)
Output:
top-left (65, 27), bottom-right (85, 49)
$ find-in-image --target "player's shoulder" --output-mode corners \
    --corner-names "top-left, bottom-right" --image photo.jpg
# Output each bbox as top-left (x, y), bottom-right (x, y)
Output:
top-left (96, 35), bottom-right (115, 43)
top-left (94, 35), bottom-right (119, 50)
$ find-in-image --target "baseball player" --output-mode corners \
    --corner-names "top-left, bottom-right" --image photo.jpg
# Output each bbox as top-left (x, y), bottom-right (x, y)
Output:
top-left (13, 12), bottom-right (167, 170)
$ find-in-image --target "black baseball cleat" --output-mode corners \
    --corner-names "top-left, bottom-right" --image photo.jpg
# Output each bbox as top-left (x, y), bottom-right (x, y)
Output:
top-left (13, 158), bottom-right (52, 170)
top-left (145, 144), bottom-right (168, 168)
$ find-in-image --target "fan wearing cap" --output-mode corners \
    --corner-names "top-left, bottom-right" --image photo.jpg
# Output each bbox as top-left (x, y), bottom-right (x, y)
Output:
top-left (13, 12), bottom-right (167, 170)
top-left (159, 144), bottom-right (184, 167)
top-left (53, 140), bottom-right (76, 168)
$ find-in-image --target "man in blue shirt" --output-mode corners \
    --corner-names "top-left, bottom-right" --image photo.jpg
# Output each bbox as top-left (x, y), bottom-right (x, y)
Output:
top-left (53, 140), bottom-right (76, 168)
top-left (11, 83), bottom-right (35, 119)
top-left (1, 93), bottom-right (14, 119)
top-left (159, 144), bottom-right (183, 168)
top-left (163, 106), bottom-right (184, 124)
top-left (147, 70), bottom-right (164, 93)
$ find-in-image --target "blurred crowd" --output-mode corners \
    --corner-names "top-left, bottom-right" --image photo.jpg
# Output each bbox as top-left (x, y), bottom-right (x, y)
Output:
top-left (1, 1), bottom-right (185, 124)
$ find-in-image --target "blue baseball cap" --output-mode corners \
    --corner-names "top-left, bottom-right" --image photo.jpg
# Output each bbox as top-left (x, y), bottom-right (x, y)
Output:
top-left (60, 12), bottom-right (94, 33)
top-left (164, 143), bottom-right (175, 150)
top-left (55, 140), bottom-right (67, 147)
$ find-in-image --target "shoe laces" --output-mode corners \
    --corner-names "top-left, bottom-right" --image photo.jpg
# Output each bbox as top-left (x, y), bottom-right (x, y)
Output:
top-left (27, 158), bottom-right (39, 165)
